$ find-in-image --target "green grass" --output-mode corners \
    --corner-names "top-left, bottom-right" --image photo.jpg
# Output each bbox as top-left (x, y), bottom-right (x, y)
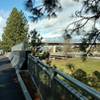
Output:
top-left (51, 58), bottom-right (100, 75)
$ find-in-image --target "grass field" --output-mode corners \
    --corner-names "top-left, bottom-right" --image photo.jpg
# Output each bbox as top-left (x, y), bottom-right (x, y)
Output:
top-left (51, 58), bottom-right (100, 75)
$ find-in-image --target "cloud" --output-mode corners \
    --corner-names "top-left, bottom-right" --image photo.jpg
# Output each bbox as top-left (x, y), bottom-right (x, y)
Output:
top-left (0, 10), bottom-right (9, 39)
top-left (28, 0), bottom-right (81, 39)
top-left (61, 0), bottom-right (78, 7)
top-left (0, 16), bottom-right (3, 23)
top-left (43, 33), bottom-right (62, 38)
top-left (0, 16), bottom-right (6, 38)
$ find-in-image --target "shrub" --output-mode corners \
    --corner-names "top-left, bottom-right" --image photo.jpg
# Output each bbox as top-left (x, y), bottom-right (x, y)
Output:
top-left (72, 69), bottom-right (88, 84)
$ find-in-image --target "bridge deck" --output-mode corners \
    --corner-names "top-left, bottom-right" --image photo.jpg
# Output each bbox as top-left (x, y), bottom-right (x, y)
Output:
top-left (0, 56), bottom-right (25, 100)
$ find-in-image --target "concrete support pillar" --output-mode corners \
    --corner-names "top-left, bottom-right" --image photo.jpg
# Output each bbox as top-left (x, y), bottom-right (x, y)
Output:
top-left (53, 46), bottom-right (56, 53)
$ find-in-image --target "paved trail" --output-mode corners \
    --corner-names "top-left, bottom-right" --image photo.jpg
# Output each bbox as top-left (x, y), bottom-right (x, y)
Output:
top-left (0, 56), bottom-right (25, 100)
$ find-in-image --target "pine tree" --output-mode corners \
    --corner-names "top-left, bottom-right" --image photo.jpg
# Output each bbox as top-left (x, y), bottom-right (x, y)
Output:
top-left (65, 0), bottom-right (100, 56)
top-left (25, 0), bottom-right (61, 21)
top-left (28, 29), bottom-right (43, 55)
top-left (0, 39), bottom-right (2, 49)
top-left (2, 8), bottom-right (28, 52)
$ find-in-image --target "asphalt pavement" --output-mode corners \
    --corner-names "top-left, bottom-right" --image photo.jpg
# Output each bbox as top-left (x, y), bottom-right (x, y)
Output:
top-left (0, 56), bottom-right (25, 100)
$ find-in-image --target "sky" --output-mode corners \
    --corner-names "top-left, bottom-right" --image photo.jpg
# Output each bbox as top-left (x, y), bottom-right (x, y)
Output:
top-left (0, 0), bottom-right (82, 42)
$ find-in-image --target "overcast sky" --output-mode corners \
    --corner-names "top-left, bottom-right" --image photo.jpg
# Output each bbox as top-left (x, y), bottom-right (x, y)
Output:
top-left (0, 0), bottom-right (82, 42)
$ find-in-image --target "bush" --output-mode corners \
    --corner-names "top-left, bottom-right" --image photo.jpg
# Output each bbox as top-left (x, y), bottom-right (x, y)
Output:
top-left (72, 69), bottom-right (88, 84)
top-left (66, 64), bottom-right (75, 74)
top-left (40, 51), bottom-right (50, 59)
top-left (93, 71), bottom-right (100, 80)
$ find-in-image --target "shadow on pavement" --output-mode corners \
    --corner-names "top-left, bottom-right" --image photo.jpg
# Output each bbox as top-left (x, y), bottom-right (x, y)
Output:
top-left (0, 56), bottom-right (25, 100)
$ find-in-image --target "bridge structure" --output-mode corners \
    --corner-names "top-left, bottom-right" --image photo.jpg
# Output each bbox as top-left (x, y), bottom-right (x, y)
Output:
top-left (0, 43), bottom-right (100, 100)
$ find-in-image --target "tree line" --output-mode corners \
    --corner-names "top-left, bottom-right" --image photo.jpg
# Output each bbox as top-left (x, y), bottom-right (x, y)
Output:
top-left (0, 7), bottom-right (43, 54)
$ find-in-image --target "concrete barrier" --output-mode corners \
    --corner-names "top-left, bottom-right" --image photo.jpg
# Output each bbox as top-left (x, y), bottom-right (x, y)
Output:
top-left (9, 43), bottom-right (30, 70)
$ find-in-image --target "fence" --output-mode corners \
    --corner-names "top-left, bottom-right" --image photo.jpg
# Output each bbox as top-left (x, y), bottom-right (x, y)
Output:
top-left (9, 43), bottom-right (100, 100)
top-left (27, 54), bottom-right (100, 100)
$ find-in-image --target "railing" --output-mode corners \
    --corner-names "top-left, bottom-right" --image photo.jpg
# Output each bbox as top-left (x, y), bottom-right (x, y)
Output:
top-left (27, 54), bottom-right (100, 100)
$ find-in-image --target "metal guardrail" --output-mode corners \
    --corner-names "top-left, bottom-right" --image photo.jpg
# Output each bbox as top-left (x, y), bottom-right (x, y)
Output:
top-left (16, 70), bottom-right (32, 100)
top-left (27, 54), bottom-right (100, 100)
top-left (53, 70), bottom-right (100, 99)
top-left (10, 43), bottom-right (100, 100)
